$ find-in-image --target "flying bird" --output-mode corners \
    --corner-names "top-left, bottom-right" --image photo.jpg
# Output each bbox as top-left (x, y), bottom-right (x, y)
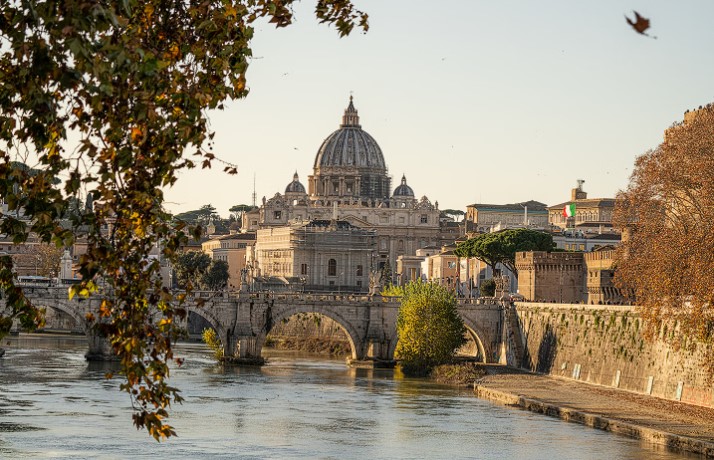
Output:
top-left (625, 11), bottom-right (655, 38)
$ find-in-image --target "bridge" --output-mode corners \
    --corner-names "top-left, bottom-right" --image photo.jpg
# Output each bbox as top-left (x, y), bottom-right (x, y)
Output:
top-left (6, 287), bottom-right (518, 365)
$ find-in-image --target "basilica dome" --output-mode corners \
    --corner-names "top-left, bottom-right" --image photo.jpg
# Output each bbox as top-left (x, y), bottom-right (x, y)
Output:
top-left (313, 97), bottom-right (386, 172)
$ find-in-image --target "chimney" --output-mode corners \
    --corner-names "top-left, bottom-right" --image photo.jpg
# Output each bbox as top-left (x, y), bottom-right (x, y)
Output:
top-left (571, 179), bottom-right (587, 201)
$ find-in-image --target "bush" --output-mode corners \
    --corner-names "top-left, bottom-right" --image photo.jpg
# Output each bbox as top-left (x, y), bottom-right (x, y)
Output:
top-left (202, 328), bottom-right (224, 360)
top-left (394, 281), bottom-right (466, 375)
top-left (480, 278), bottom-right (496, 297)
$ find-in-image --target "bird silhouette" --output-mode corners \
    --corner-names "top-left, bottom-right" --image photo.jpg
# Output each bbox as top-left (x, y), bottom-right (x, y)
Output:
top-left (625, 11), bottom-right (656, 38)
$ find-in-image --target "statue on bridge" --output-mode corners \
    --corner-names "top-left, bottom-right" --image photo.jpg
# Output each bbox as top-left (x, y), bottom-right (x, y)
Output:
top-left (494, 275), bottom-right (511, 300)
top-left (368, 269), bottom-right (382, 296)
top-left (240, 267), bottom-right (249, 293)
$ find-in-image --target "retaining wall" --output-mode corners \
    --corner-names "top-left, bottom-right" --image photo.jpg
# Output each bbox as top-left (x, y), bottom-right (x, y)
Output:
top-left (515, 302), bottom-right (713, 407)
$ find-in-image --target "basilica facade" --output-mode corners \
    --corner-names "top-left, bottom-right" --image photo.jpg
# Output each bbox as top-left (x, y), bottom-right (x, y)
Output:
top-left (244, 97), bottom-right (455, 290)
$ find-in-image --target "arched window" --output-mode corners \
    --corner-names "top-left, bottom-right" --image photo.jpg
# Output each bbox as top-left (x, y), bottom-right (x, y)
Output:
top-left (328, 259), bottom-right (337, 276)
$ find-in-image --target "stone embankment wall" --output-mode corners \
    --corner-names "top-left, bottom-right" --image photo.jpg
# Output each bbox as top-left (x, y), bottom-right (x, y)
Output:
top-left (515, 302), bottom-right (713, 407)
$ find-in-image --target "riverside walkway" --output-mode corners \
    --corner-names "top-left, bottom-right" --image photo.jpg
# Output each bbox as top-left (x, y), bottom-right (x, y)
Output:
top-left (475, 367), bottom-right (714, 457)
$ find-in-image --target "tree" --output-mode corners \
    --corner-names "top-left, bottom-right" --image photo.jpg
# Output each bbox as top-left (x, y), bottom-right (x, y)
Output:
top-left (173, 251), bottom-right (227, 290)
top-left (380, 262), bottom-right (393, 287)
top-left (35, 244), bottom-right (63, 278)
top-left (174, 204), bottom-right (219, 226)
top-left (613, 106), bottom-right (714, 364)
top-left (456, 228), bottom-right (554, 277)
top-left (229, 204), bottom-right (256, 224)
top-left (480, 278), bottom-right (496, 297)
top-left (0, 0), bottom-right (367, 440)
top-left (202, 260), bottom-right (229, 291)
top-left (394, 281), bottom-right (466, 375)
top-left (173, 252), bottom-right (212, 290)
top-left (441, 209), bottom-right (465, 222)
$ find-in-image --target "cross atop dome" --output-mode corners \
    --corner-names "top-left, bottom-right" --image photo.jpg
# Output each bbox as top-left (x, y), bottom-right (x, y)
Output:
top-left (341, 95), bottom-right (361, 128)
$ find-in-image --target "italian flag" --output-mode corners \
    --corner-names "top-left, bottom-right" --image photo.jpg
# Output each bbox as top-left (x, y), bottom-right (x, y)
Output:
top-left (563, 203), bottom-right (576, 217)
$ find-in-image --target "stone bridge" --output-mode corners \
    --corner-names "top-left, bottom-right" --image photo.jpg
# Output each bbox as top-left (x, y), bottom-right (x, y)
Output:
top-left (7, 288), bottom-right (515, 365)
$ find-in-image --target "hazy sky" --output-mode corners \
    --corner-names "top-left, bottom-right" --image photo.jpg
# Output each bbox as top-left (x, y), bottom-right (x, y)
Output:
top-left (164, 1), bottom-right (714, 216)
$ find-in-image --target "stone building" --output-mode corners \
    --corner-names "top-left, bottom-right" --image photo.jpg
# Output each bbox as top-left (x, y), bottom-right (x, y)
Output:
top-left (396, 246), bottom-right (441, 285)
top-left (244, 97), bottom-right (454, 278)
top-left (548, 180), bottom-right (616, 230)
top-left (515, 251), bottom-right (586, 303)
top-left (254, 220), bottom-right (376, 293)
top-left (465, 200), bottom-right (548, 234)
top-left (201, 233), bottom-right (256, 290)
top-left (552, 229), bottom-right (621, 252)
top-left (584, 249), bottom-right (623, 304)
top-left (516, 249), bottom-right (623, 304)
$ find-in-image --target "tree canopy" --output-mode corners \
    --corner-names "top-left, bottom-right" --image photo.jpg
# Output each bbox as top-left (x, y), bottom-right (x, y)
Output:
top-left (0, 0), bottom-right (366, 440)
top-left (455, 228), bottom-right (554, 276)
top-left (441, 209), bottom-right (465, 222)
top-left (394, 281), bottom-right (466, 375)
top-left (174, 204), bottom-right (219, 225)
top-left (614, 107), bottom-right (714, 362)
top-left (173, 251), bottom-right (228, 291)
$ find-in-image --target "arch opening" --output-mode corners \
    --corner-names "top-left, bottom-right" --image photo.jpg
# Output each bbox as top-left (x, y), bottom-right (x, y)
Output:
top-left (265, 312), bottom-right (352, 358)
top-left (33, 302), bottom-right (86, 334)
top-left (184, 306), bottom-right (227, 354)
top-left (458, 326), bottom-right (487, 363)
top-left (255, 306), bottom-right (362, 360)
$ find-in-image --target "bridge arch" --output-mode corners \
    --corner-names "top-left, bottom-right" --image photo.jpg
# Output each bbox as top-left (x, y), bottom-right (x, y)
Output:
top-left (254, 304), bottom-right (363, 360)
top-left (33, 299), bottom-right (88, 333)
top-left (461, 322), bottom-right (489, 363)
top-left (385, 314), bottom-right (493, 363)
top-left (184, 305), bottom-right (228, 351)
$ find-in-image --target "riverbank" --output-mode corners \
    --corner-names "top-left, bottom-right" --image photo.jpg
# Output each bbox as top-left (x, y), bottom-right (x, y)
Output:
top-left (474, 366), bottom-right (714, 457)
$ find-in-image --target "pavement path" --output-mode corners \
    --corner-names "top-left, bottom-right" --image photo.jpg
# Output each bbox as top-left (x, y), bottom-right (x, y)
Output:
top-left (475, 366), bottom-right (714, 457)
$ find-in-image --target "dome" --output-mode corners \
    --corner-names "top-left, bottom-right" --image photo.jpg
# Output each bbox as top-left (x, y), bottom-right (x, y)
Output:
top-left (393, 174), bottom-right (414, 197)
top-left (285, 172), bottom-right (306, 194)
top-left (313, 97), bottom-right (386, 172)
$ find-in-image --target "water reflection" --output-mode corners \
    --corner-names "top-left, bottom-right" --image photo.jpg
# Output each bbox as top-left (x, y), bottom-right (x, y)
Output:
top-left (0, 335), bottom-right (699, 459)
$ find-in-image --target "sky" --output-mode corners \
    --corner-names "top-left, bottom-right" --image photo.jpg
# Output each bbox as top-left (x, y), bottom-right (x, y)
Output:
top-left (163, 0), bottom-right (714, 216)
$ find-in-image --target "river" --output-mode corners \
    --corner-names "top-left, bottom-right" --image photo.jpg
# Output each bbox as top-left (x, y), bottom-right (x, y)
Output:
top-left (0, 335), bottom-right (698, 459)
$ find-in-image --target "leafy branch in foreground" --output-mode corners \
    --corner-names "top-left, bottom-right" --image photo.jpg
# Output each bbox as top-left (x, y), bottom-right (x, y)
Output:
top-left (0, 0), bottom-right (366, 440)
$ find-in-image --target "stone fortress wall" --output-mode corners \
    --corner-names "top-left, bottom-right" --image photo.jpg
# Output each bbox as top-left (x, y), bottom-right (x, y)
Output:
top-left (514, 302), bottom-right (714, 407)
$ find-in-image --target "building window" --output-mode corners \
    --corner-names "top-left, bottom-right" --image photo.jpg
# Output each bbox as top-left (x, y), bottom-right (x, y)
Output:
top-left (356, 265), bottom-right (363, 276)
top-left (328, 259), bottom-right (337, 276)
top-left (301, 263), bottom-right (307, 275)
top-left (333, 182), bottom-right (339, 193)
top-left (356, 280), bottom-right (362, 287)
top-left (579, 244), bottom-right (585, 251)
top-left (273, 211), bottom-right (282, 219)
top-left (420, 214), bottom-right (428, 224)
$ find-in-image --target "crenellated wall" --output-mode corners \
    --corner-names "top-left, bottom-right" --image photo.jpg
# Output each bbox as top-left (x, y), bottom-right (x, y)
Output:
top-left (514, 302), bottom-right (714, 407)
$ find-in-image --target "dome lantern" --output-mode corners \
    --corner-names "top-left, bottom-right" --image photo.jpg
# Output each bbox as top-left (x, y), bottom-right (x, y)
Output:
top-left (341, 95), bottom-right (361, 128)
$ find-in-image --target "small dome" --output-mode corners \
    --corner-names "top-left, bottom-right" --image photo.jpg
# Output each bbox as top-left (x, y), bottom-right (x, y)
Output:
top-left (285, 172), bottom-right (306, 194)
top-left (393, 175), bottom-right (414, 197)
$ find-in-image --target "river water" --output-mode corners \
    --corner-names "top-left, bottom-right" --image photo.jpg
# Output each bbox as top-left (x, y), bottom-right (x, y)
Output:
top-left (0, 335), bottom-right (698, 459)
